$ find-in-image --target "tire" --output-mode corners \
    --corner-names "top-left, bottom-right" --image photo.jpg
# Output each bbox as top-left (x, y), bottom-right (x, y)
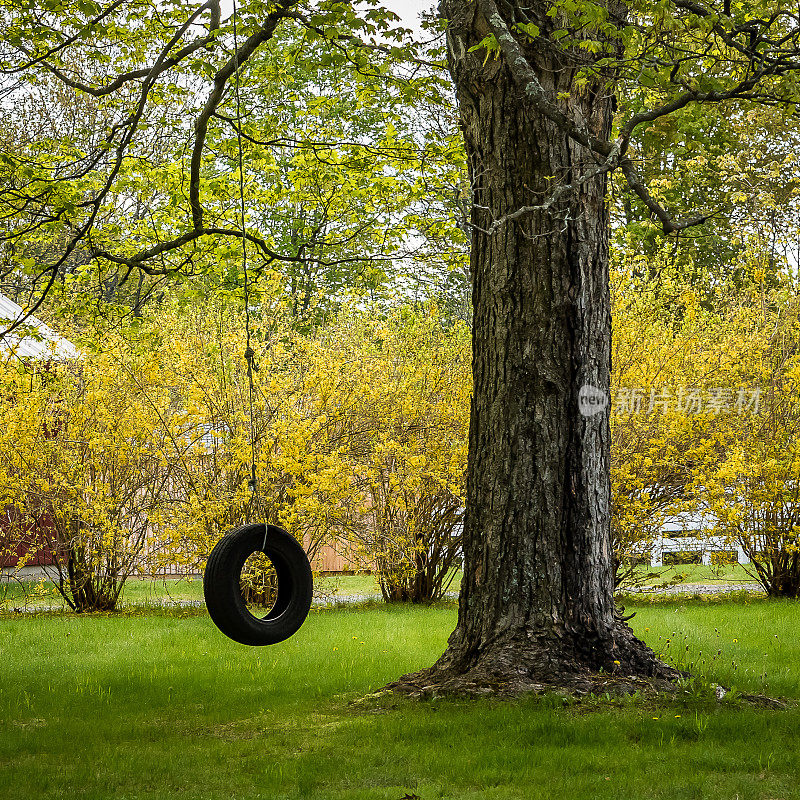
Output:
top-left (203, 523), bottom-right (313, 646)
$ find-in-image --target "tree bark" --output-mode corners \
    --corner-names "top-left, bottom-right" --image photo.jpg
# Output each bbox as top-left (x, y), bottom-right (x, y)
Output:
top-left (391, 1), bottom-right (675, 695)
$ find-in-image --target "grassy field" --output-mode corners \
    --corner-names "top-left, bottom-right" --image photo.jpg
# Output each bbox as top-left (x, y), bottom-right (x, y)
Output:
top-left (629, 563), bottom-right (760, 587)
top-left (0, 572), bottom-right (385, 611)
top-left (0, 562), bottom-right (759, 613)
top-left (1, 598), bottom-right (799, 800)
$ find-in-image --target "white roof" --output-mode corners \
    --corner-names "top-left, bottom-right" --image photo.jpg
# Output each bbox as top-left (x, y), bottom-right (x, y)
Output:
top-left (0, 293), bottom-right (79, 360)
top-left (662, 509), bottom-right (713, 532)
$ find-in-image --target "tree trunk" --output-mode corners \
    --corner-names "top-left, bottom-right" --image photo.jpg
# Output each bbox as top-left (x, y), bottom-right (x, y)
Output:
top-left (391, 1), bottom-right (675, 695)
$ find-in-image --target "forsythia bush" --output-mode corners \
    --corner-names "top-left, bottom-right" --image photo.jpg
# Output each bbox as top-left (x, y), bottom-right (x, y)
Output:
top-left (0, 339), bottom-right (180, 611)
top-left (611, 253), bottom-right (734, 585)
top-left (699, 291), bottom-right (800, 597)
top-left (0, 300), bottom-right (470, 607)
top-left (153, 302), bottom-right (470, 602)
top-left (612, 238), bottom-right (800, 595)
top-left (282, 308), bottom-right (470, 602)
top-left (5, 261), bottom-right (800, 607)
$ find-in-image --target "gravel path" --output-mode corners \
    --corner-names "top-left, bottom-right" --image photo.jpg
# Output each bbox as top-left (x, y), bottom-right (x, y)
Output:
top-left (623, 582), bottom-right (764, 596)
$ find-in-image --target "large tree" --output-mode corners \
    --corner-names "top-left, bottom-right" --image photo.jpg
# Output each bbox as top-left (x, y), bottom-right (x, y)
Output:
top-left (3, 0), bottom-right (800, 693)
top-left (391, 0), bottom-right (800, 695)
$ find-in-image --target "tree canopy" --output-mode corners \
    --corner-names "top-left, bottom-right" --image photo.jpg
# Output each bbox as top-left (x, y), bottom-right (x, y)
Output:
top-left (3, 1), bottom-right (800, 327)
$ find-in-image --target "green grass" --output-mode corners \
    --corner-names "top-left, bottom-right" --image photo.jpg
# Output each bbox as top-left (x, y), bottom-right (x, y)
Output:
top-left (0, 562), bottom-right (756, 613)
top-left (0, 573), bottom-right (385, 611)
top-left (1, 599), bottom-right (799, 799)
top-left (629, 563), bottom-right (760, 587)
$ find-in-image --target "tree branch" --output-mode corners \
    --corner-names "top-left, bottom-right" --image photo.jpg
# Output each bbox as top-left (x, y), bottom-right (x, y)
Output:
top-left (15, 1), bottom-right (221, 98)
top-left (189, 0), bottom-right (300, 229)
top-left (472, 0), bottom-right (786, 236)
top-left (473, 0), bottom-right (613, 158)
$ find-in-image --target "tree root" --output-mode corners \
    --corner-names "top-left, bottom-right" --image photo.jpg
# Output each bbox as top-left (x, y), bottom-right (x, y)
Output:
top-left (382, 619), bottom-right (681, 699)
top-left (384, 665), bottom-right (680, 700)
top-left (382, 667), bottom-right (792, 708)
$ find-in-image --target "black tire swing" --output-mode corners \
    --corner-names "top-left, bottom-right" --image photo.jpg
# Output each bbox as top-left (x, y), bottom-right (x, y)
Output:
top-left (204, 524), bottom-right (313, 646)
top-left (203, 3), bottom-right (312, 646)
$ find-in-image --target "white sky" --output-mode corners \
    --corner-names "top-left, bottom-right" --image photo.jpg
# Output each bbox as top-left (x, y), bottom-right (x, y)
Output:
top-left (219, 1), bottom-right (436, 32)
top-left (389, 0), bottom-right (436, 32)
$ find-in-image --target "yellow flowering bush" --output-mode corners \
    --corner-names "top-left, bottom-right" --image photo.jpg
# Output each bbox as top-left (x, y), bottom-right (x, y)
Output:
top-left (15, 263), bottom-right (800, 607)
top-left (610, 243), bottom-right (771, 586)
top-left (0, 299), bottom-right (470, 608)
top-left (0, 337), bottom-right (179, 611)
top-left (153, 301), bottom-right (470, 602)
top-left (284, 308), bottom-right (470, 602)
top-left (699, 292), bottom-right (800, 597)
top-left (611, 260), bottom-right (721, 585)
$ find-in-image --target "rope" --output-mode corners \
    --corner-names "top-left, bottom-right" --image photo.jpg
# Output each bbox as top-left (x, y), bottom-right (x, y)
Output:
top-left (231, 0), bottom-right (260, 518)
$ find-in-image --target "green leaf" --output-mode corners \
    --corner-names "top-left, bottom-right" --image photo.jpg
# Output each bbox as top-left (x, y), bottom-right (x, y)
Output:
top-left (77, 0), bottom-right (100, 17)
top-left (515, 22), bottom-right (540, 39)
top-left (468, 34), bottom-right (498, 55)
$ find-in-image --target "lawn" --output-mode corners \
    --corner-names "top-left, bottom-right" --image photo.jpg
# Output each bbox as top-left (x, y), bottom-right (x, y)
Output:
top-left (0, 562), bottom-right (759, 613)
top-left (1, 597), bottom-right (799, 800)
top-left (630, 562), bottom-right (760, 587)
top-left (0, 572), bottom-right (387, 611)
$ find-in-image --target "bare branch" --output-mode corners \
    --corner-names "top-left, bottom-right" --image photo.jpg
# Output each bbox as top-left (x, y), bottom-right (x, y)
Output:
top-left (17, 1), bottom-right (221, 98)
top-left (619, 157), bottom-right (712, 234)
top-left (475, 155), bottom-right (619, 235)
top-left (86, 225), bottom-right (295, 270)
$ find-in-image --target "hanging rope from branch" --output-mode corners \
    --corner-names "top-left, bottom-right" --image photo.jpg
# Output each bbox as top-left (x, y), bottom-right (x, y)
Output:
top-left (231, 0), bottom-right (259, 511)
top-left (203, 1), bottom-right (314, 647)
